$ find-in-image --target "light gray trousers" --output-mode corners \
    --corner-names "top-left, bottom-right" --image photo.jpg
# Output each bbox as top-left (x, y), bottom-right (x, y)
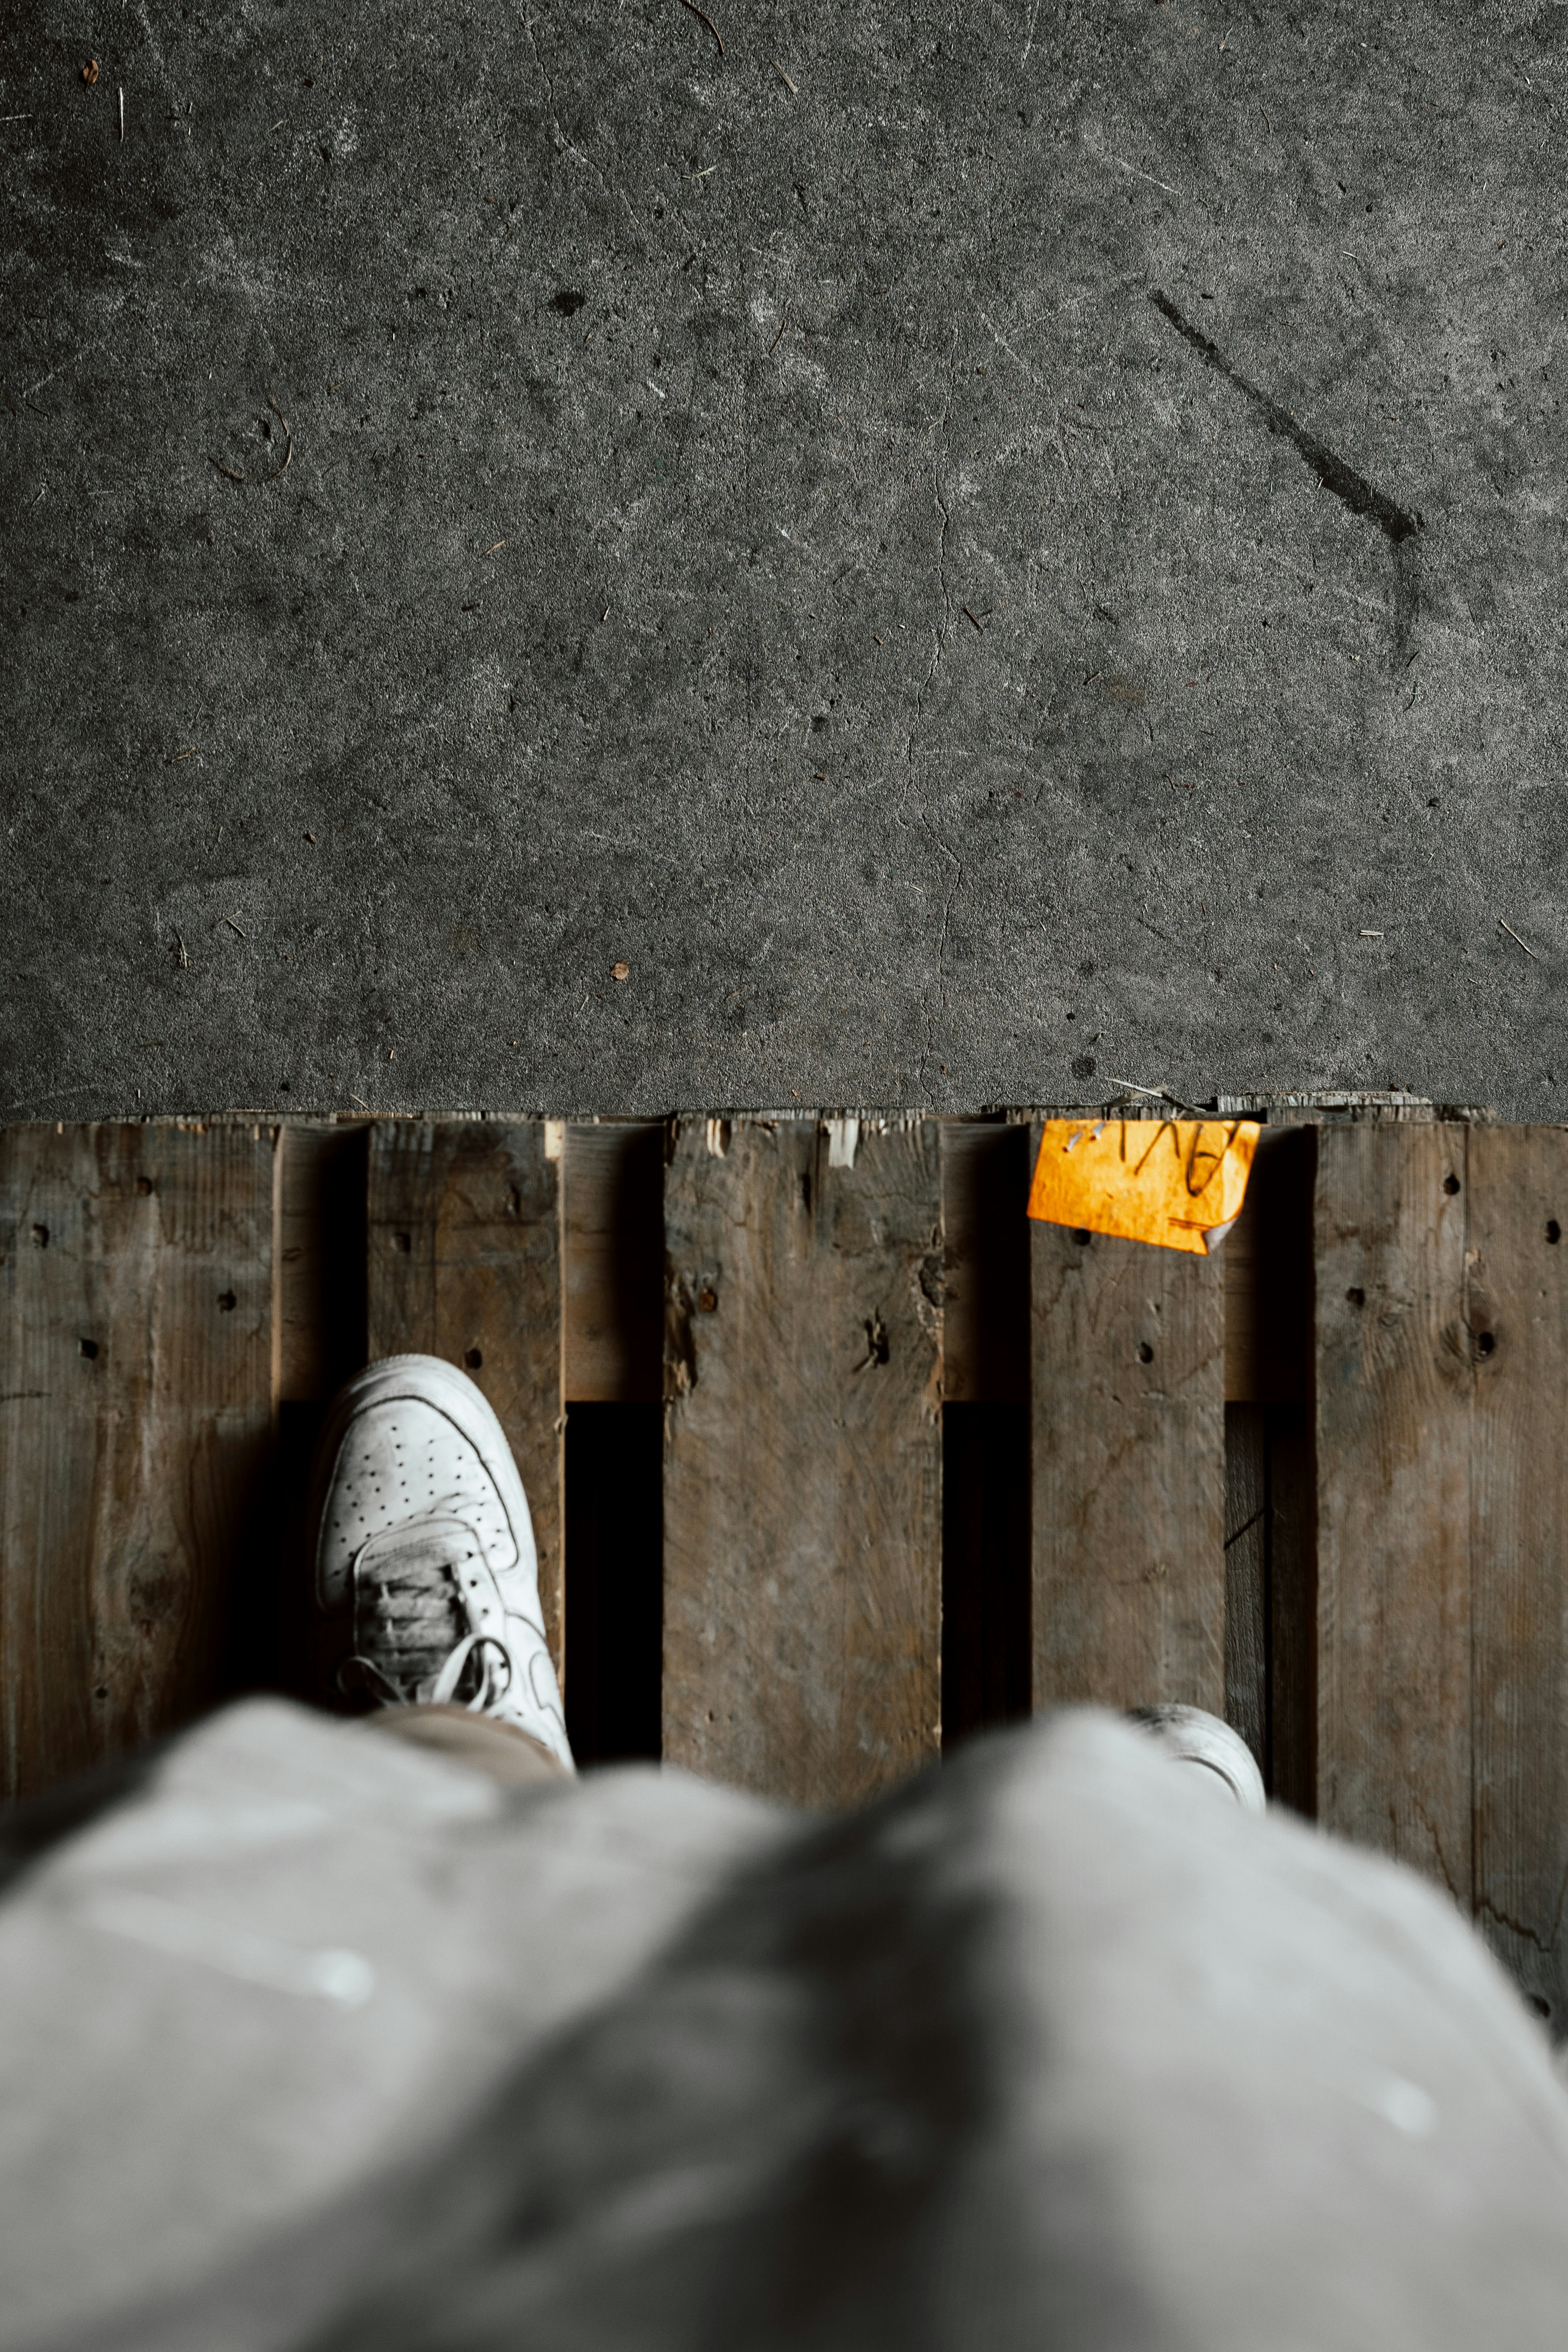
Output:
top-left (2, 1699), bottom-right (1566, 2352)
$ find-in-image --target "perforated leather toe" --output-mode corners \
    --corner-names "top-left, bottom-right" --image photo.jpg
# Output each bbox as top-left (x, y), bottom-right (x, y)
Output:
top-left (318, 1400), bottom-right (520, 1612)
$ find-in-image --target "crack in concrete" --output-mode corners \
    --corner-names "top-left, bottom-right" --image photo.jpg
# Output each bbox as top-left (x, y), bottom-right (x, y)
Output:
top-left (1150, 289), bottom-right (1422, 666)
top-left (1149, 290), bottom-right (1420, 545)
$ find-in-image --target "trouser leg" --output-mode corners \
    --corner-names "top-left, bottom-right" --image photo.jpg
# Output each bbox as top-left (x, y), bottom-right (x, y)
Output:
top-left (317, 1706), bottom-right (1568, 2352)
top-left (367, 1701), bottom-right (570, 1786)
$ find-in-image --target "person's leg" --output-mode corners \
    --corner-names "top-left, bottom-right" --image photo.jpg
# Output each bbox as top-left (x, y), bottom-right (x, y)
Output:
top-left (0, 1357), bottom-right (783, 2351)
top-left (309, 1707), bottom-right (1568, 2352)
top-left (368, 1702), bottom-right (569, 1786)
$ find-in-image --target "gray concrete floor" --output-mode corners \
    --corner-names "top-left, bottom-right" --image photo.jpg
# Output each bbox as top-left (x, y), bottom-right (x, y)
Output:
top-left (3, 3), bottom-right (1565, 1119)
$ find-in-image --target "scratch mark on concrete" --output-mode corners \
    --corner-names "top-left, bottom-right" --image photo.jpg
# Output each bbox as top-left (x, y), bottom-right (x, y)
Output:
top-left (22, 333), bottom-right (111, 404)
top-left (979, 311), bottom-right (1044, 386)
top-left (1084, 140), bottom-right (1176, 196)
top-left (1152, 289), bottom-right (1422, 664)
top-left (1150, 292), bottom-right (1420, 545)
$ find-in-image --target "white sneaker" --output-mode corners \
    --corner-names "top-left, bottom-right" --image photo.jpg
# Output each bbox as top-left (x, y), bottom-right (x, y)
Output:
top-left (308, 1354), bottom-right (573, 1774)
top-left (1128, 1704), bottom-right (1265, 1814)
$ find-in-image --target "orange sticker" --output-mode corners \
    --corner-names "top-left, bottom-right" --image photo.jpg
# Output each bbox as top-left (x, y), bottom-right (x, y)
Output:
top-left (1027, 1117), bottom-right (1261, 1255)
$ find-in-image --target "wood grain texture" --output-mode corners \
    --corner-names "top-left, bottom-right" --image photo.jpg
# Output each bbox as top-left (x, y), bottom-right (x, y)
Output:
top-left (0, 1121), bottom-right (275, 1799)
top-left (1468, 1127), bottom-right (1568, 2028)
top-left (366, 1122), bottom-right (564, 1672)
top-left (562, 1120), bottom-right (664, 1402)
top-left (1314, 1123), bottom-right (1473, 1900)
top-left (1030, 1135), bottom-right (1226, 1715)
top-left (662, 1118), bottom-right (943, 1807)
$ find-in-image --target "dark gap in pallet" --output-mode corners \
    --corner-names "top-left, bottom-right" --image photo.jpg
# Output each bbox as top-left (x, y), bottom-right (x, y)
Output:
top-left (315, 1126), bottom-right (371, 1392)
top-left (1221, 1120), bottom-right (1319, 1814)
top-left (942, 1117), bottom-right (1030, 1405)
top-left (564, 1401), bottom-right (663, 1766)
top-left (242, 1125), bottom-right (370, 1711)
top-left (1267, 1402), bottom-right (1317, 1818)
top-left (239, 1398), bottom-right (326, 1707)
top-left (1222, 1402), bottom-right (1317, 1809)
top-left (1244, 1124), bottom-right (1317, 1405)
top-left (1224, 1402), bottom-right (1269, 1778)
top-left (942, 1402), bottom-right (1031, 1752)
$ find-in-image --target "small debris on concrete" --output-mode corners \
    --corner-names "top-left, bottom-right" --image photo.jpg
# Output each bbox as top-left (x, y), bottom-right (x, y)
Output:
top-left (772, 59), bottom-right (797, 92)
top-left (305, 830), bottom-right (317, 842)
top-left (612, 960), bottom-right (630, 981)
top-left (1499, 918), bottom-right (1539, 960)
top-left (678, 0), bottom-right (724, 56)
top-left (222, 915), bottom-right (248, 938)
top-left (82, 60), bottom-right (99, 85)
top-left (172, 747), bottom-right (197, 762)
top-left (483, 539), bottom-right (505, 554)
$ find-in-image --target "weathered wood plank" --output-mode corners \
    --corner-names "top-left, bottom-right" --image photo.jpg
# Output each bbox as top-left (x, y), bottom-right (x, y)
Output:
top-left (1468, 1127), bottom-right (1568, 2029)
top-left (562, 1120), bottom-right (664, 1403)
top-left (662, 1118), bottom-right (943, 1807)
top-left (0, 1121), bottom-right (275, 1799)
top-left (365, 1122), bottom-right (564, 1674)
top-left (1314, 1123), bottom-right (1472, 1899)
top-left (1030, 1130), bottom-right (1226, 1715)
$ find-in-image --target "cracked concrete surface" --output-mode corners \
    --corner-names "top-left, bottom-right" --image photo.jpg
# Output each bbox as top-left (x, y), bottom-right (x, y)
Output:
top-left (4, 1), bottom-right (1568, 1119)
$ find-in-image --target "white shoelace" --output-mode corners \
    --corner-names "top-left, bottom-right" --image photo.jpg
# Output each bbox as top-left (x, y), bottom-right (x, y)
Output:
top-left (341, 1511), bottom-right (515, 1713)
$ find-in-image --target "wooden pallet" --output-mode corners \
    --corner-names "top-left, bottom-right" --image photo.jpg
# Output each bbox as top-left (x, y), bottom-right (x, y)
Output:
top-left (3, 1108), bottom-right (1566, 2034)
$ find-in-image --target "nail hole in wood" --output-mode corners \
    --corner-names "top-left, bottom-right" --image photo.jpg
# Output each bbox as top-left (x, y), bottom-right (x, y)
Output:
top-left (1476, 1330), bottom-right (1496, 1358)
top-left (30, 1224), bottom-right (48, 1248)
top-left (698, 1288), bottom-right (718, 1312)
top-left (79, 1338), bottom-right (99, 1359)
top-left (1548, 1220), bottom-right (1562, 1245)
top-left (394, 1232), bottom-right (412, 1253)
top-left (1443, 1173), bottom-right (1461, 1195)
top-left (136, 1176), bottom-right (154, 1196)
top-left (1072, 1228), bottom-right (1092, 1246)
top-left (1347, 1286), bottom-right (1365, 1308)
top-left (217, 1290), bottom-right (236, 1312)
top-left (464, 1346), bottom-right (483, 1369)
top-left (1136, 1341), bottom-right (1154, 1364)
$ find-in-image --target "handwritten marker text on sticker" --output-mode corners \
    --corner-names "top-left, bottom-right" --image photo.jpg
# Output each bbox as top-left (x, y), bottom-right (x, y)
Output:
top-left (1027, 1118), bottom-right (1261, 1255)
